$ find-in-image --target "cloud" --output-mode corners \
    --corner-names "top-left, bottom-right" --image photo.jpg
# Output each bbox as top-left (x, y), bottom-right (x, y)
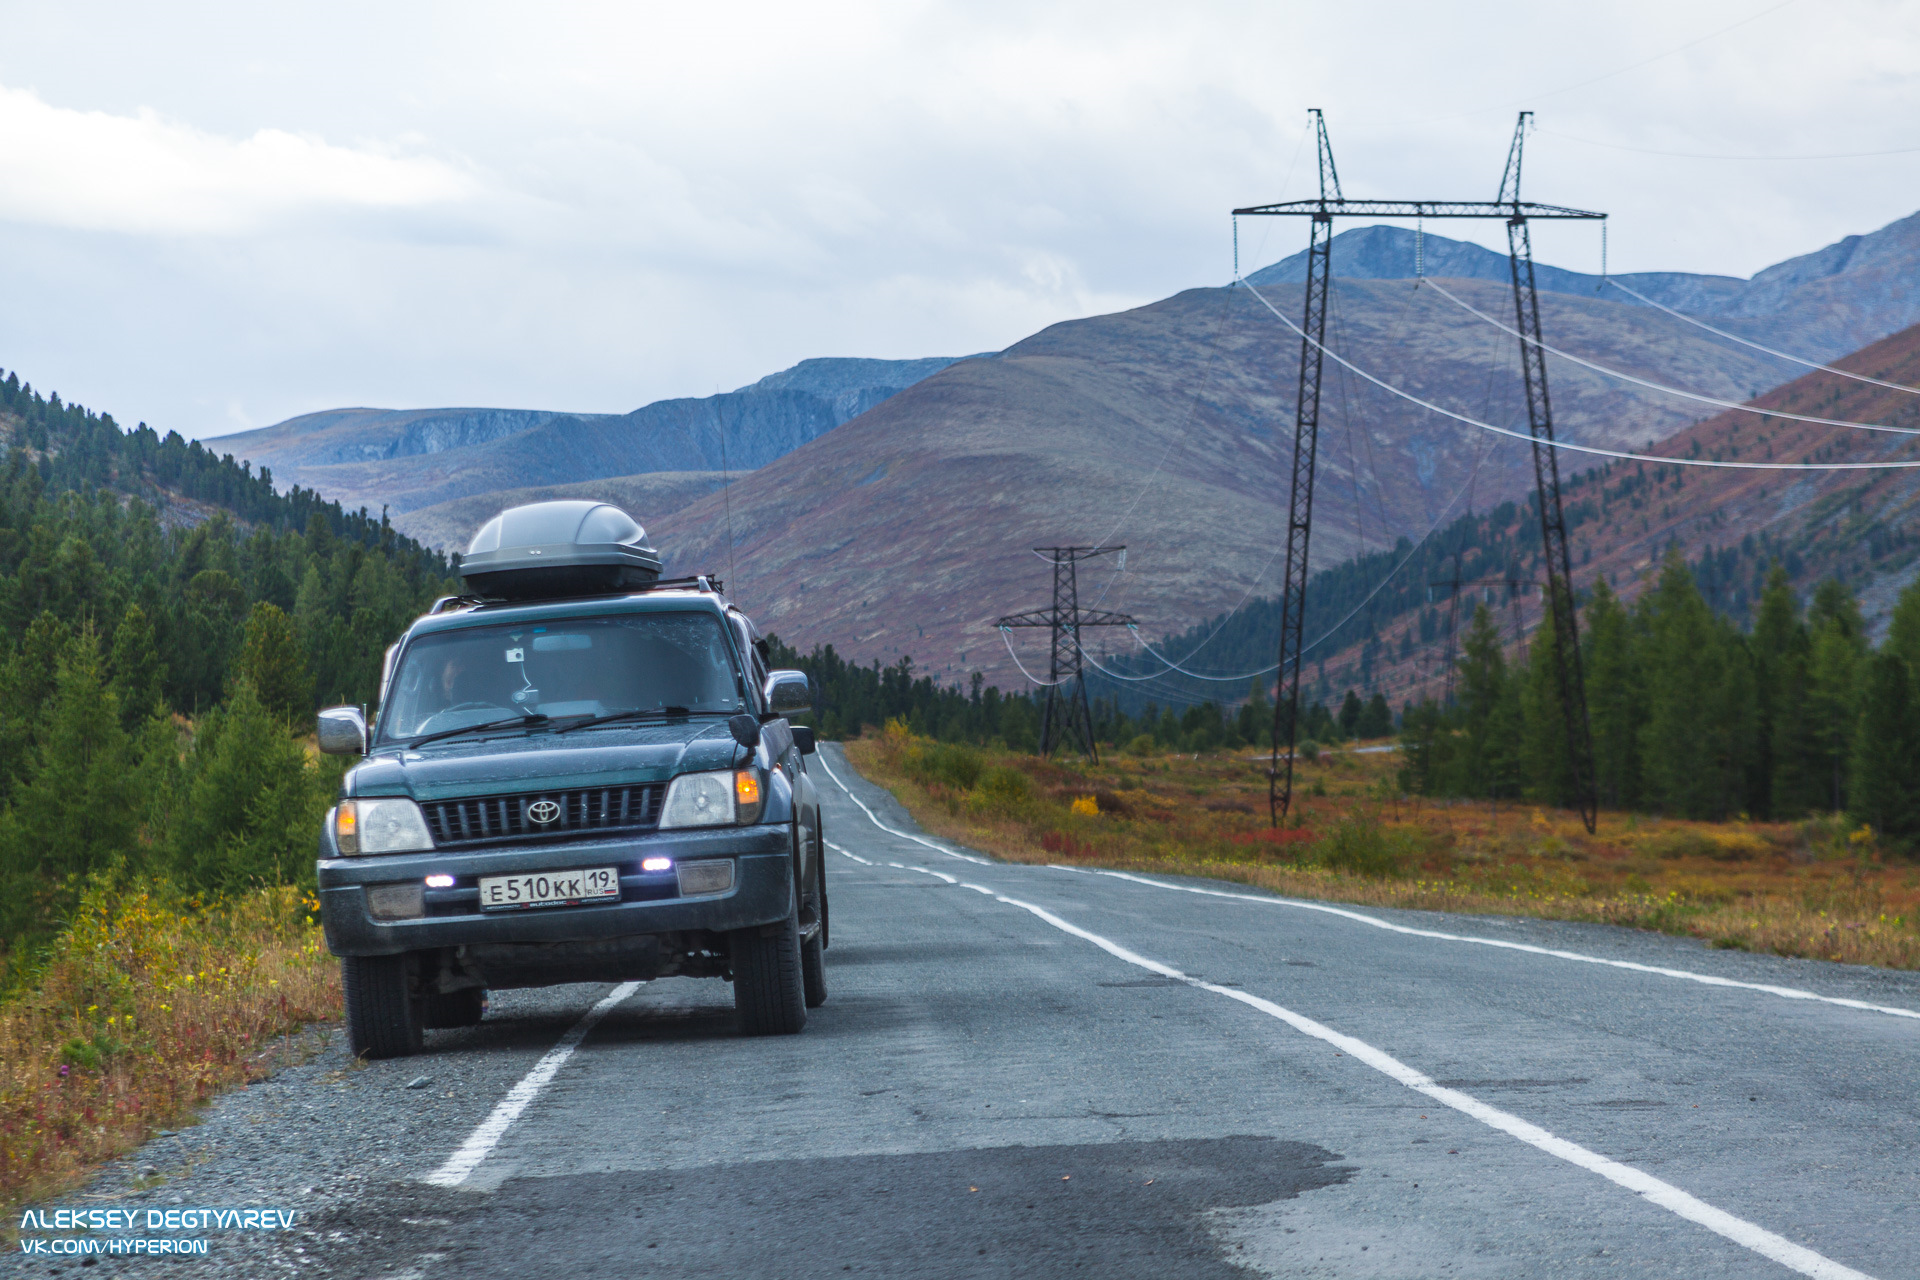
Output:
top-left (0, 84), bottom-right (476, 235)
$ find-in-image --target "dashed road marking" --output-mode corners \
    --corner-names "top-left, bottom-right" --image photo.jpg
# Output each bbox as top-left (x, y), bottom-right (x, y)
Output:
top-left (423, 982), bottom-right (641, 1187)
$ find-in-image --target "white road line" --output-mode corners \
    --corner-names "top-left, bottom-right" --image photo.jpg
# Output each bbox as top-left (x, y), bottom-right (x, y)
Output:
top-left (815, 752), bottom-right (992, 864)
top-left (825, 840), bottom-right (873, 866)
top-left (979, 888), bottom-right (1877, 1280)
top-left (1073, 868), bottom-right (1920, 1023)
top-left (423, 982), bottom-right (641, 1187)
top-left (818, 747), bottom-right (1918, 1024)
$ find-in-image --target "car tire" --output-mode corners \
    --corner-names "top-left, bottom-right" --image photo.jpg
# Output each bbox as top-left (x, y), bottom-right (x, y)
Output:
top-left (424, 987), bottom-right (487, 1029)
top-left (801, 898), bottom-right (828, 1009)
top-left (732, 892), bottom-right (807, 1036)
top-left (342, 953), bottom-right (423, 1059)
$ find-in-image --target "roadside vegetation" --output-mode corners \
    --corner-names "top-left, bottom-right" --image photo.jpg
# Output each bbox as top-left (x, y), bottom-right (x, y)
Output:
top-left (0, 370), bottom-right (451, 1208)
top-left (847, 721), bottom-right (1920, 971)
top-left (0, 883), bottom-right (336, 1212)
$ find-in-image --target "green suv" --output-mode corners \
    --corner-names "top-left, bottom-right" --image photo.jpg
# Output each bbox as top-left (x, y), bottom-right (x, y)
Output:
top-left (314, 502), bottom-right (825, 1058)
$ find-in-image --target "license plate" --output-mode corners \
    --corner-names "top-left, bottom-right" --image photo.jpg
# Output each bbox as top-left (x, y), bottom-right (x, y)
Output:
top-left (479, 866), bottom-right (621, 911)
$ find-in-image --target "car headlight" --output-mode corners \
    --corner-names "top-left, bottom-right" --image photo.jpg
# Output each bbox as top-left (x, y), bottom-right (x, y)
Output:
top-left (659, 769), bottom-right (763, 828)
top-left (334, 798), bottom-right (434, 855)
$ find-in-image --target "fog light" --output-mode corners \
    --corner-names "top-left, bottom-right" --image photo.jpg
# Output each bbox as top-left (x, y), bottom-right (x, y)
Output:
top-left (368, 883), bottom-right (425, 920)
top-left (424, 874), bottom-right (455, 889)
top-left (676, 859), bottom-right (734, 896)
top-left (641, 857), bottom-right (672, 873)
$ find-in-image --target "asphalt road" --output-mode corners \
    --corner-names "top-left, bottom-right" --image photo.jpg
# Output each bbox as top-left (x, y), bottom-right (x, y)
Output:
top-left (16, 743), bottom-right (1919, 1279)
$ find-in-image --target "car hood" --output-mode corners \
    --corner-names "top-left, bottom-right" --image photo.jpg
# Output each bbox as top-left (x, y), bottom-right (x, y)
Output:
top-left (345, 720), bottom-right (741, 801)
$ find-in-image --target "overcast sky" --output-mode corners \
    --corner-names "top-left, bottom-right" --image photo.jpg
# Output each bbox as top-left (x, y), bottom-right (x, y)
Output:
top-left (0, 0), bottom-right (1914, 441)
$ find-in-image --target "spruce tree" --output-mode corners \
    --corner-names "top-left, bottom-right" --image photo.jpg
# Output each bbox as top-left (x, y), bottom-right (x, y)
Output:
top-left (2, 628), bottom-right (135, 887)
top-left (1457, 604), bottom-right (1518, 798)
top-left (1807, 611), bottom-right (1864, 812)
top-left (1520, 615), bottom-right (1575, 807)
top-left (1337, 689), bottom-right (1364, 739)
top-left (1886, 578), bottom-right (1920, 677)
top-left (1749, 564), bottom-right (1800, 818)
top-left (1638, 549), bottom-right (1751, 819)
top-left (1850, 651), bottom-right (1920, 846)
top-left (237, 601), bottom-right (313, 725)
top-left (169, 679), bottom-right (325, 893)
top-left (107, 602), bottom-right (168, 729)
top-left (1357, 692), bottom-right (1392, 739)
top-left (1582, 577), bottom-right (1640, 809)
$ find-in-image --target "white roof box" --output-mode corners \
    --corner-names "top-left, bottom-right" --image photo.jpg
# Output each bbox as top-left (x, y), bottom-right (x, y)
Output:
top-left (460, 500), bottom-right (664, 599)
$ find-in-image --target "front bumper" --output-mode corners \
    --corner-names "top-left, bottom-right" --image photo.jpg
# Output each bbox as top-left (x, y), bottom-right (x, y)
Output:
top-left (317, 823), bottom-right (792, 958)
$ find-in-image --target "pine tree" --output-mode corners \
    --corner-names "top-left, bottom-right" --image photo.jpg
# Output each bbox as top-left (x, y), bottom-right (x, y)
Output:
top-left (1850, 651), bottom-right (1920, 846)
top-left (237, 601), bottom-right (313, 725)
top-left (107, 602), bottom-right (167, 729)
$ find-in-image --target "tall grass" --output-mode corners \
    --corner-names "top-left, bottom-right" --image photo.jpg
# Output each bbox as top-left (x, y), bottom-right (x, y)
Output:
top-left (0, 879), bottom-right (339, 1212)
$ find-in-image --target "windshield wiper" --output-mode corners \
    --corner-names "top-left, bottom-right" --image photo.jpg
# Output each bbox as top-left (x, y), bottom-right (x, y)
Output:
top-left (554, 706), bottom-right (723, 734)
top-left (407, 711), bottom-right (550, 749)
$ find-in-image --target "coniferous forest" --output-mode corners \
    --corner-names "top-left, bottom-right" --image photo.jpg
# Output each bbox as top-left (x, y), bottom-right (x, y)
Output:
top-left (1400, 548), bottom-right (1920, 845)
top-left (0, 370), bottom-right (454, 957)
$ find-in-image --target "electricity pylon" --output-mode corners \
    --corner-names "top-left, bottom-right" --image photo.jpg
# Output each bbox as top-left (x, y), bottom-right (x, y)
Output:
top-left (997, 546), bottom-right (1135, 760)
top-left (1233, 110), bottom-right (1602, 832)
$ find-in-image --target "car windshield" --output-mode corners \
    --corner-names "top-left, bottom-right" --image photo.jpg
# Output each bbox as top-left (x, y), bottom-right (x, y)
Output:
top-left (378, 611), bottom-right (746, 744)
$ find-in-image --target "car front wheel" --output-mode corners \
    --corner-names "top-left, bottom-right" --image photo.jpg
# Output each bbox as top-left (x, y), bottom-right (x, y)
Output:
top-left (731, 891), bottom-right (807, 1036)
top-left (342, 953), bottom-right (423, 1059)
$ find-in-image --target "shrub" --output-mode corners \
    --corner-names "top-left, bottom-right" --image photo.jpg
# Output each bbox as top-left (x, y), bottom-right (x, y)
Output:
top-left (1124, 735), bottom-right (1157, 757)
top-left (1069, 795), bottom-right (1100, 818)
top-left (1311, 813), bottom-right (1410, 877)
top-left (1298, 740), bottom-right (1321, 763)
top-left (916, 742), bottom-right (983, 792)
top-left (977, 766), bottom-right (1032, 805)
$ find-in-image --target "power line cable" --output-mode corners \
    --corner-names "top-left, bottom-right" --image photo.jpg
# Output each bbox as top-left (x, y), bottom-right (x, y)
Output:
top-left (1603, 277), bottom-right (1920, 394)
top-left (1421, 278), bottom-right (1920, 435)
top-left (1237, 277), bottom-right (1920, 471)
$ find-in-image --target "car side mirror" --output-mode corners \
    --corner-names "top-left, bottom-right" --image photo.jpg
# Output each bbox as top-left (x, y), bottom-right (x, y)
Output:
top-left (763, 669), bottom-right (812, 716)
top-left (728, 713), bottom-right (762, 751)
top-left (317, 706), bottom-right (368, 755)
top-left (790, 726), bottom-right (817, 755)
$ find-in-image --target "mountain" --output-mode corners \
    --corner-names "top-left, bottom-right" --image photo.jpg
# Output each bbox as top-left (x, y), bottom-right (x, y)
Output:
top-left (394, 471), bottom-right (732, 553)
top-left (650, 281), bottom-right (1793, 685)
top-left (1253, 211), bottom-right (1920, 365)
top-left (205, 356), bottom-right (967, 523)
top-left (1124, 317), bottom-right (1920, 716)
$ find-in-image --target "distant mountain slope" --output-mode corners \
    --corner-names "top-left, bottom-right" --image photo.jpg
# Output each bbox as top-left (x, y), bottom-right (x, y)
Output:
top-left (394, 471), bottom-right (732, 552)
top-left (1254, 211), bottom-right (1920, 364)
top-left (1165, 318), bottom-right (1920, 715)
top-left (652, 274), bottom-right (1798, 688)
top-left (208, 355), bottom-right (967, 518)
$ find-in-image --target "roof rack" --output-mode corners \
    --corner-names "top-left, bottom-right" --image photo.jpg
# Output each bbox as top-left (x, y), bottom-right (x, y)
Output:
top-left (425, 573), bottom-right (725, 617)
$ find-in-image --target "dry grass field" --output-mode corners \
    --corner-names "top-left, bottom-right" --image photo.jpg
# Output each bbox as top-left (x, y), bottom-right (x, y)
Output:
top-left (846, 723), bottom-right (1920, 970)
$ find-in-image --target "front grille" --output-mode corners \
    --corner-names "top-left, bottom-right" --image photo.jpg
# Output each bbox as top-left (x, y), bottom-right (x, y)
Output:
top-left (422, 785), bottom-right (664, 848)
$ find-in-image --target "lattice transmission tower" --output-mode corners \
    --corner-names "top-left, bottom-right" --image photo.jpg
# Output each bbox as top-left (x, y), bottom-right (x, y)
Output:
top-left (1233, 110), bottom-right (1602, 832)
top-left (997, 546), bottom-right (1135, 760)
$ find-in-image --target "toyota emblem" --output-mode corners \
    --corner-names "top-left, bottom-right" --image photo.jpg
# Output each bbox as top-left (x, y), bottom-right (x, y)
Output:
top-left (527, 799), bottom-right (561, 825)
